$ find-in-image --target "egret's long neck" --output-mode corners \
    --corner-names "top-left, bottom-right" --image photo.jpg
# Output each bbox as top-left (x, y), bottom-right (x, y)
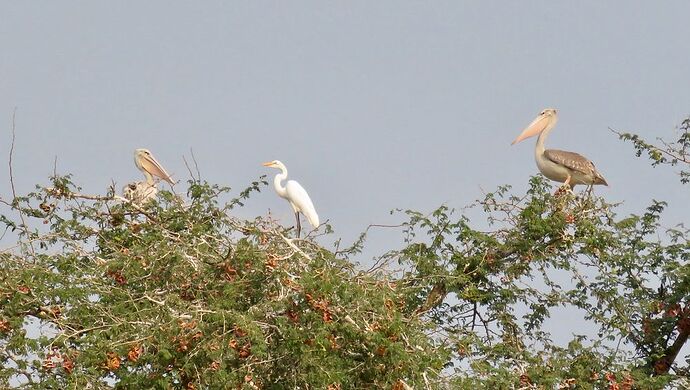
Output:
top-left (273, 167), bottom-right (288, 199)
top-left (535, 125), bottom-right (553, 158)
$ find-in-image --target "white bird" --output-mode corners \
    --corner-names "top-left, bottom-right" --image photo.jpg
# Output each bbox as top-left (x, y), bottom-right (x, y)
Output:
top-left (511, 109), bottom-right (608, 191)
top-left (123, 148), bottom-right (175, 204)
top-left (263, 160), bottom-right (319, 237)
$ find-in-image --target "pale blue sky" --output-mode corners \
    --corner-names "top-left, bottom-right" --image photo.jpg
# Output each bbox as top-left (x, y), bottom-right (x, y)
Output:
top-left (1, 2), bottom-right (689, 257)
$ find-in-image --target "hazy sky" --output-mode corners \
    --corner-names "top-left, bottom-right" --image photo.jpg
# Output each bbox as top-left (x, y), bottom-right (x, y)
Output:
top-left (1, 2), bottom-right (689, 257)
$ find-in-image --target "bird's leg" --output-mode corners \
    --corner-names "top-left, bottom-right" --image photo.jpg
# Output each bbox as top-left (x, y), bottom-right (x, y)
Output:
top-left (555, 175), bottom-right (573, 196)
top-left (563, 175), bottom-right (573, 191)
top-left (295, 211), bottom-right (301, 238)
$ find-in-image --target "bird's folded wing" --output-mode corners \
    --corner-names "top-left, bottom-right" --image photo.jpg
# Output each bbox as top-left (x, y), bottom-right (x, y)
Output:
top-left (285, 181), bottom-right (319, 227)
top-left (544, 149), bottom-right (598, 175)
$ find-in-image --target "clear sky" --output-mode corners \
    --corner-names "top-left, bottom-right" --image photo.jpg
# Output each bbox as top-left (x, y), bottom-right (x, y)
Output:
top-left (1, 2), bottom-right (689, 259)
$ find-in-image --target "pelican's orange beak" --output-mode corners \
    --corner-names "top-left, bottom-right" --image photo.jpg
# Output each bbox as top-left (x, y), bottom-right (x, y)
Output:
top-left (511, 112), bottom-right (553, 145)
top-left (140, 152), bottom-right (175, 185)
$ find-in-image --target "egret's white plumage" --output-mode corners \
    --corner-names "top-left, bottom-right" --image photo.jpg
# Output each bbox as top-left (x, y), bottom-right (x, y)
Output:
top-left (263, 160), bottom-right (319, 237)
top-left (512, 109), bottom-right (608, 190)
top-left (123, 149), bottom-right (174, 204)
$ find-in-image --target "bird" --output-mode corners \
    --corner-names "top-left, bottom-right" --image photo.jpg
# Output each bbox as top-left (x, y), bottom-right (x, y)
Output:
top-left (511, 109), bottom-right (608, 192)
top-left (262, 160), bottom-right (319, 237)
top-left (123, 148), bottom-right (175, 204)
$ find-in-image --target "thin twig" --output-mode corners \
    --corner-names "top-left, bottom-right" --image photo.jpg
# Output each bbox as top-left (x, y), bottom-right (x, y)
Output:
top-left (46, 189), bottom-right (159, 223)
top-left (182, 148), bottom-right (202, 183)
top-left (182, 155), bottom-right (197, 183)
top-left (8, 108), bottom-right (35, 256)
top-left (0, 232), bottom-right (60, 254)
top-left (610, 127), bottom-right (690, 164)
top-left (190, 148), bottom-right (201, 181)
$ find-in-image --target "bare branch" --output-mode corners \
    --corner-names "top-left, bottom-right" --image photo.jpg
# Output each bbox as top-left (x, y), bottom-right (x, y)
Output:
top-left (8, 108), bottom-right (35, 256)
top-left (183, 148), bottom-right (202, 183)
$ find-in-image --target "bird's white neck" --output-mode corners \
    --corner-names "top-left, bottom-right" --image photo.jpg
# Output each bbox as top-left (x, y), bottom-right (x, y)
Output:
top-left (535, 124), bottom-right (553, 159)
top-left (142, 170), bottom-right (155, 186)
top-left (273, 166), bottom-right (288, 199)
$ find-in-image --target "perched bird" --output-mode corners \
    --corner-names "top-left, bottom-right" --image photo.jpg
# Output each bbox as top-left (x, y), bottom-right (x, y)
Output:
top-left (512, 109), bottom-right (608, 191)
top-left (262, 160), bottom-right (319, 237)
top-left (123, 149), bottom-right (175, 204)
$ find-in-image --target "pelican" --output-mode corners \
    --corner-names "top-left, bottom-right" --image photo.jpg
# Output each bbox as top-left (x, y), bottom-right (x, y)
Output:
top-left (512, 109), bottom-right (608, 191)
top-left (123, 149), bottom-right (175, 204)
top-left (262, 160), bottom-right (319, 237)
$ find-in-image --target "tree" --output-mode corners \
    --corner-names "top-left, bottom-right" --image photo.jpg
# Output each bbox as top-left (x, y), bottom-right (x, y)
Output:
top-left (0, 177), bottom-right (449, 389)
top-left (1, 117), bottom-right (689, 389)
top-left (385, 118), bottom-right (690, 388)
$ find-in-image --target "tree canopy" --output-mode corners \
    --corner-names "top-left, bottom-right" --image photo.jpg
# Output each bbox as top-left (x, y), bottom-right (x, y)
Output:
top-left (1, 120), bottom-right (689, 389)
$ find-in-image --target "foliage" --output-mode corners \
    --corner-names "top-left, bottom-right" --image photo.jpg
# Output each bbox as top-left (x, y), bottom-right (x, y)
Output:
top-left (1, 179), bottom-right (446, 389)
top-left (390, 178), bottom-right (688, 389)
top-left (614, 117), bottom-right (690, 184)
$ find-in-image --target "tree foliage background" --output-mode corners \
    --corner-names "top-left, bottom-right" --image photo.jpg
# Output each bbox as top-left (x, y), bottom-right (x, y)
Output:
top-left (1, 119), bottom-right (689, 389)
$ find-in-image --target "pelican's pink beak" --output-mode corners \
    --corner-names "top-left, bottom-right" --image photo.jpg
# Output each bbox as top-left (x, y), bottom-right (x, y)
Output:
top-left (511, 113), bottom-right (551, 145)
top-left (141, 154), bottom-right (175, 185)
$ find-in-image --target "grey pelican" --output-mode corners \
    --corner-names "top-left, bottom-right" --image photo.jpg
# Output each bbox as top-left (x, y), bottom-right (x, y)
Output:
top-left (123, 149), bottom-right (175, 204)
top-left (263, 160), bottom-right (319, 237)
top-left (512, 109), bottom-right (608, 190)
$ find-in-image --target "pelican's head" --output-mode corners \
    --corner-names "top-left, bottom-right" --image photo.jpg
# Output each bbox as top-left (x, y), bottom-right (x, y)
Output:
top-left (134, 148), bottom-right (175, 185)
top-left (262, 160), bottom-right (286, 170)
top-left (511, 108), bottom-right (558, 145)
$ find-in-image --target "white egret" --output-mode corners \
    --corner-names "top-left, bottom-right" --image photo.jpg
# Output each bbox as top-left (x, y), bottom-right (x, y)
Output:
top-left (512, 109), bottom-right (608, 191)
top-left (262, 160), bottom-right (319, 237)
top-left (123, 148), bottom-right (175, 204)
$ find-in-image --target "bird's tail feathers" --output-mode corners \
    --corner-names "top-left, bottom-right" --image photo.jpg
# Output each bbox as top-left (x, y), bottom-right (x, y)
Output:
top-left (307, 213), bottom-right (320, 228)
top-left (594, 172), bottom-right (608, 186)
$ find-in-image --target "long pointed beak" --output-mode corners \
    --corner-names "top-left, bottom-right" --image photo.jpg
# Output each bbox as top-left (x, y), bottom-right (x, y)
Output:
top-left (262, 161), bottom-right (274, 167)
top-left (511, 115), bottom-right (549, 145)
top-left (141, 154), bottom-right (175, 185)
